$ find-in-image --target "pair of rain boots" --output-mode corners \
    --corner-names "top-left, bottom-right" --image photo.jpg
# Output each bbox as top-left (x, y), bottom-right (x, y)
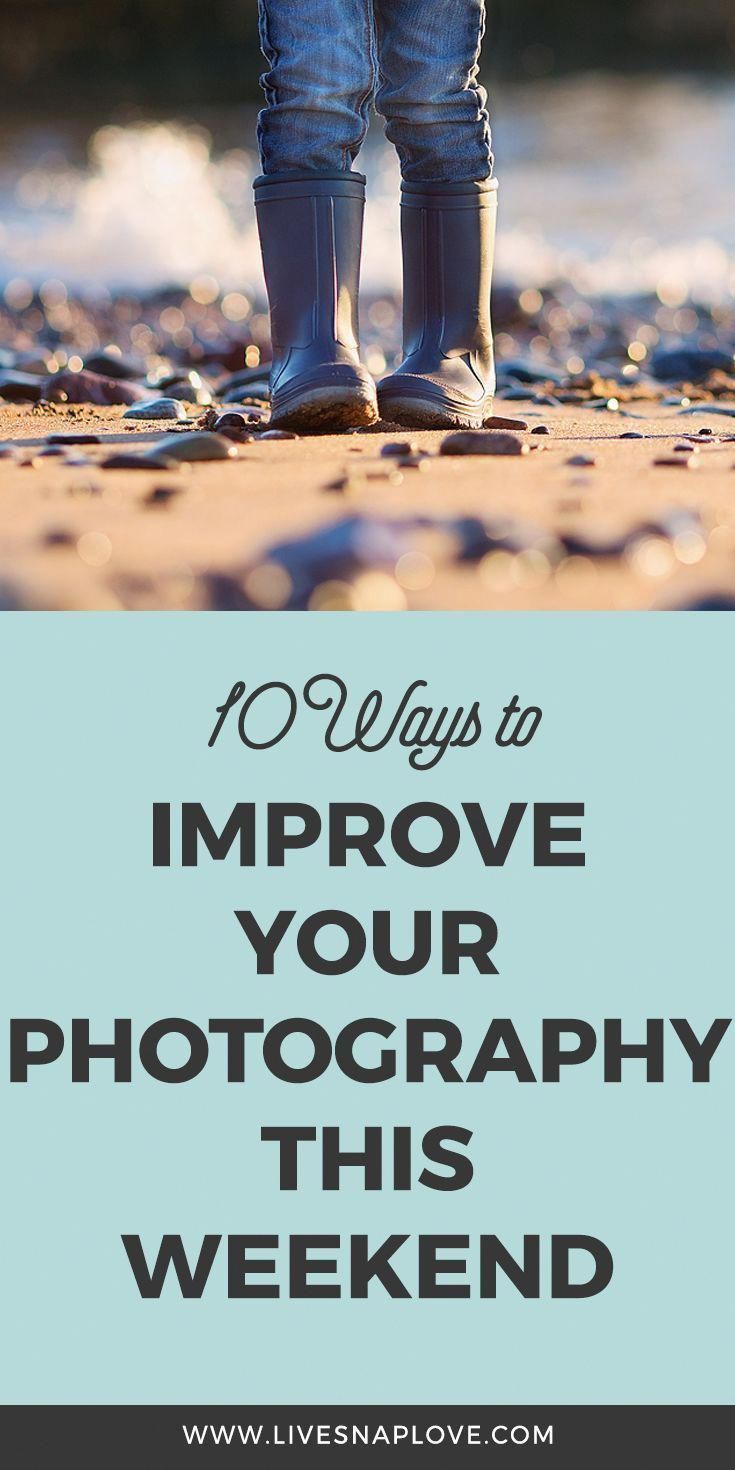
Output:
top-left (254, 171), bottom-right (497, 431)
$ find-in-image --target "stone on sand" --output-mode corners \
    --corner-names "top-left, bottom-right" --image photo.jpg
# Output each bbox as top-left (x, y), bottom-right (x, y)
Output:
top-left (440, 431), bottom-right (530, 457)
top-left (42, 370), bottom-right (149, 406)
top-left (123, 399), bottom-right (188, 421)
top-left (151, 432), bottom-right (239, 462)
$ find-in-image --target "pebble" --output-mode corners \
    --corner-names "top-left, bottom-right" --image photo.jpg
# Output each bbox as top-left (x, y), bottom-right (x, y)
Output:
top-left (484, 416), bottom-right (529, 431)
top-left (16, 352), bottom-right (57, 375)
top-left (396, 455), bottom-right (432, 471)
top-left (202, 573), bottom-right (251, 611)
top-left (452, 517), bottom-right (558, 561)
top-left (155, 373), bottom-right (212, 405)
top-left (325, 476), bottom-right (352, 493)
top-left (214, 411), bottom-right (250, 430)
top-left (0, 370), bottom-right (44, 402)
top-left (42, 370), bottom-right (148, 406)
top-left (102, 452), bottom-right (176, 470)
top-left (560, 530), bottom-right (628, 558)
top-left (654, 508), bottom-right (704, 540)
top-left (440, 431), bottom-right (530, 457)
top-left (212, 412), bottom-right (255, 442)
top-left (619, 431), bottom-right (645, 439)
top-left (259, 429), bottom-right (300, 441)
top-left (566, 454), bottom-right (597, 468)
top-left (151, 431), bottom-right (239, 462)
top-left (498, 386), bottom-right (535, 402)
top-left (84, 350), bottom-right (145, 381)
top-left (145, 486), bottom-right (182, 507)
top-left (0, 575), bottom-right (28, 610)
top-left (46, 433), bottom-right (100, 445)
top-left (531, 425), bottom-right (550, 435)
top-left (559, 508), bottom-right (704, 561)
top-left (650, 345), bottom-right (734, 382)
top-left (653, 455), bottom-right (698, 469)
top-left (42, 527), bottom-right (74, 548)
top-left (217, 367), bottom-right (271, 399)
top-left (497, 357), bottom-right (565, 386)
top-left (216, 515), bottom-right (421, 610)
top-left (221, 387), bottom-right (270, 405)
top-left (381, 440), bottom-right (419, 458)
top-left (123, 398), bottom-right (188, 421)
top-left (665, 592), bottom-right (735, 612)
top-left (28, 453), bottom-right (65, 467)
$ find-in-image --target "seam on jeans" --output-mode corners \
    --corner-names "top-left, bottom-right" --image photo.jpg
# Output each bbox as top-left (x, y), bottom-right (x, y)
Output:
top-left (372, 1), bottom-right (388, 138)
top-left (257, 0), bottom-right (280, 170)
top-left (257, 1), bottom-right (278, 109)
top-left (472, 0), bottom-right (493, 174)
top-left (373, 0), bottom-right (406, 174)
top-left (347, 0), bottom-right (378, 170)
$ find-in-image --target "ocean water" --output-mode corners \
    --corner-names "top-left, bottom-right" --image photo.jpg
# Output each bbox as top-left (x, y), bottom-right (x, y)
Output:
top-left (0, 76), bottom-right (733, 304)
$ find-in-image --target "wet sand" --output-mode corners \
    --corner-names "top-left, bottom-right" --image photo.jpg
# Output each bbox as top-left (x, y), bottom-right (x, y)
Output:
top-left (1, 400), bottom-right (734, 611)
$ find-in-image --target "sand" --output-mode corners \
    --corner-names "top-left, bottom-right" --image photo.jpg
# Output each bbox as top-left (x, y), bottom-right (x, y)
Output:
top-left (1, 400), bottom-right (734, 611)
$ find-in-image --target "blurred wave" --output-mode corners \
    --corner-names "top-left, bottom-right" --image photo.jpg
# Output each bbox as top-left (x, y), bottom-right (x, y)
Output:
top-left (0, 77), bottom-right (733, 303)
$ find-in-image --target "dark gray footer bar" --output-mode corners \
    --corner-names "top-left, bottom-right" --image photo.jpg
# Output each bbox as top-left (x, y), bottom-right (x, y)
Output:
top-left (1, 1407), bottom-right (731, 1465)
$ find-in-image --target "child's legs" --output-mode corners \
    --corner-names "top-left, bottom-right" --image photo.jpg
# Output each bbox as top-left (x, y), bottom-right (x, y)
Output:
top-left (373, 0), bottom-right (491, 182)
top-left (257, 0), bottom-right (376, 174)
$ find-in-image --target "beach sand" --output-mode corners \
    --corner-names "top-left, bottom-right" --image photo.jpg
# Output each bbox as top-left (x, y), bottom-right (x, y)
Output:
top-left (1, 400), bottom-right (734, 611)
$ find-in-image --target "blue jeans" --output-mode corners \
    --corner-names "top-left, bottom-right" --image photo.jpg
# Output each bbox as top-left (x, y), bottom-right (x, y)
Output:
top-left (256, 0), bottom-right (492, 182)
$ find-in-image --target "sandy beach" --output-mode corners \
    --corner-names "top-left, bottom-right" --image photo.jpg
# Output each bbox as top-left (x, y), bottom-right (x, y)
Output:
top-left (1, 398), bottom-right (734, 611)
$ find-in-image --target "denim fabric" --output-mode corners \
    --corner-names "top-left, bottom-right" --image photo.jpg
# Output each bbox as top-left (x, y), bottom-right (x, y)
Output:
top-left (257, 0), bottom-right (492, 182)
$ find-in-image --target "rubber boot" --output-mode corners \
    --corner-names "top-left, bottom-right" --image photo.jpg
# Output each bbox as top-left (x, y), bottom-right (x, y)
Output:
top-left (254, 172), bottom-right (378, 431)
top-left (378, 179), bottom-right (498, 430)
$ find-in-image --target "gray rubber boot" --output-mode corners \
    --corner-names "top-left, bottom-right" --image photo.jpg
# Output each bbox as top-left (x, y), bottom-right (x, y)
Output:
top-left (254, 172), bottom-right (378, 431)
top-left (378, 179), bottom-right (498, 430)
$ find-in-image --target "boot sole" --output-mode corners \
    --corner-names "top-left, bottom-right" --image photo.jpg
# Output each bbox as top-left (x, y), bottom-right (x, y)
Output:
top-left (377, 391), bottom-right (493, 431)
top-left (271, 384), bottom-right (379, 433)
